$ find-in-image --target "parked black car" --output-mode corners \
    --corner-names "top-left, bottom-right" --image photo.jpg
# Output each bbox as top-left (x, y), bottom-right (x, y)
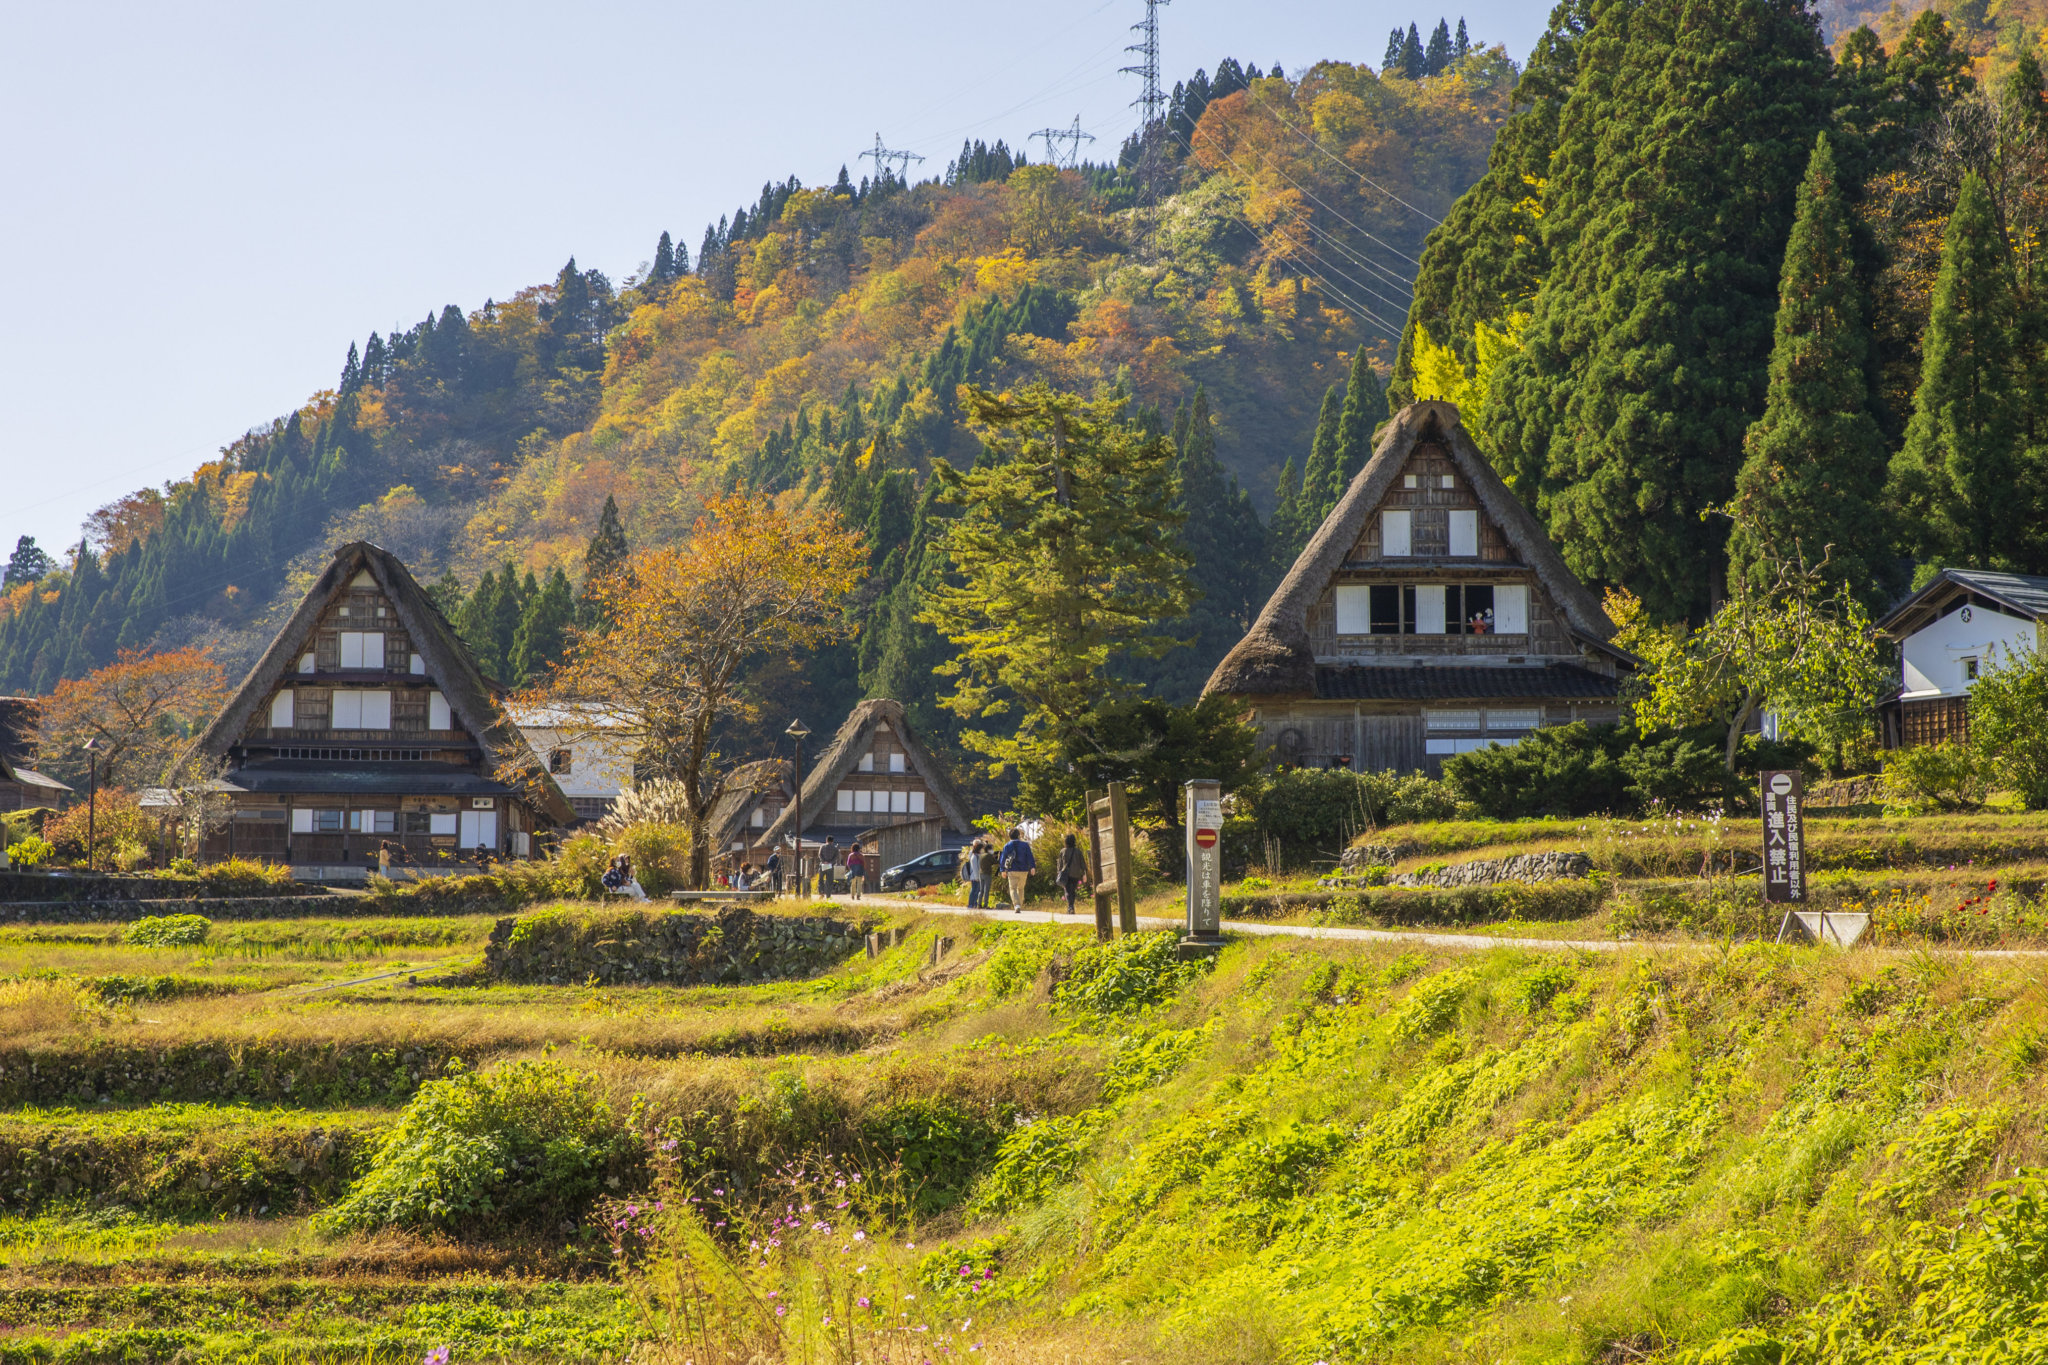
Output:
top-left (879, 847), bottom-right (961, 891)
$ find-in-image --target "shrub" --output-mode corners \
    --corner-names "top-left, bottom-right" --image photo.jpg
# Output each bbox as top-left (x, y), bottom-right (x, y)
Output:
top-left (610, 822), bottom-right (691, 897)
top-left (5, 834), bottom-right (55, 868)
top-left (862, 1096), bottom-right (1004, 1215)
top-left (1365, 770), bottom-right (1463, 823)
top-left (1242, 769), bottom-right (1379, 868)
top-left (1445, 723), bottom-right (1633, 818)
top-left (198, 857), bottom-right (294, 895)
top-left (983, 923), bottom-right (1075, 998)
top-left (1882, 741), bottom-right (1991, 812)
top-left (1620, 730), bottom-right (1743, 812)
top-left (168, 857), bottom-right (198, 876)
top-left (42, 789), bottom-right (155, 867)
top-left (125, 914), bottom-right (212, 946)
top-left (316, 1060), bottom-right (639, 1235)
top-left (1055, 931), bottom-right (1211, 1020)
top-left (1966, 645), bottom-right (2048, 809)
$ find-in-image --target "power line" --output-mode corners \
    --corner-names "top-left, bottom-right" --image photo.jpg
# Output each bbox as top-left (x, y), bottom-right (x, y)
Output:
top-left (1243, 93), bottom-right (1445, 228)
top-left (1204, 106), bottom-right (1427, 266)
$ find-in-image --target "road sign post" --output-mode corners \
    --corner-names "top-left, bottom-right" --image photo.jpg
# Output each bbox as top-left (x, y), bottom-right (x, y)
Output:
top-left (1181, 778), bottom-right (1224, 958)
top-left (1762, 769), bottom-right (1862, 946)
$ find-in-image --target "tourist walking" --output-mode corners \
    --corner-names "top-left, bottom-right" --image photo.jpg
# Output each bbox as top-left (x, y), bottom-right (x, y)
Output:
top-left (846, 844), bottom-right (865, 900)
top-left (1056, 832), bottom-right (1087, 914)
top-left (818, 837), bottom-right (839, 899)
top-left (999, 826), bottom-right (1036, 912)
top-left (978, 840), bottom-right (1000, 907)
top-left (765, 848), bottom-right (783, 895)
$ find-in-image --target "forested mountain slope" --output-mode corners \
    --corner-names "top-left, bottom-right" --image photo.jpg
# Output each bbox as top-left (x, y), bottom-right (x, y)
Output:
top-left (0, 36), bottom-right (1516, 752)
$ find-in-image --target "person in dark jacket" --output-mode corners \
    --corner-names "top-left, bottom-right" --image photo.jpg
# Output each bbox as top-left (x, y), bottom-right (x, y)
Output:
top-left (999, 826), bottom-right (1036, 912)
top-left (1056, 832), bottom-right (1088, 914)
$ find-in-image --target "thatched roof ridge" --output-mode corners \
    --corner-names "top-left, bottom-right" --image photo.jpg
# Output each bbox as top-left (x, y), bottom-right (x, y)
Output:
top-left (706, 758), bottom-right (792, 850)
top-left (757, 698), bottom-right (975, 845)
top-left (1204, 402), bottom-right (1617, 699)
top-left (188, 542), bottom-right (573, 825)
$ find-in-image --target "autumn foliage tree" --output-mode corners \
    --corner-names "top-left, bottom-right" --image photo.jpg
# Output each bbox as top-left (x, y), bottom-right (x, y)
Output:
top-left (526, 493), bottom-right (865, 887)
top-left (36, 647), bottom-right (230, 790)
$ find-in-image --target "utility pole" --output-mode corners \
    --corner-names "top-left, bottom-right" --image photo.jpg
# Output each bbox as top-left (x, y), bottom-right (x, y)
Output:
top-left (1030, 116), bottom-right (1097, 170)
top-left (858, 133), bottom-right (926, 185)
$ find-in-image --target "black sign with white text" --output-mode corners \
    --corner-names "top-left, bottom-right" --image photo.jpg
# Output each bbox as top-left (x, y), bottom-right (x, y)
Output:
top-left (1761, 769), bottom-right (1806, 904)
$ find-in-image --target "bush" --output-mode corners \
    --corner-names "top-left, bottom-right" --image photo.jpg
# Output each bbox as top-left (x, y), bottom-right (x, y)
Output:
top-left (168, 857), bottom-right (198, 876)
top-left (198, 857), bottom-right (294, 895)
top-left (42, 789), bottom-right (155, 867)
top-left (5, 834), bottom-right (55, 868)
top-left (1882, 741), bottom-right (1991, 812)
top-left (610, 822), bottom-right (691, 897)
top-left (1445, 723), bottom-right (1633, 818)
top-left (124, 914), bottom-right (212, 946)
top-left (1054, 931), bottom-right (1211, 1019)
top-left (1966, 645), bottom-right (2048, 809)
top-left (1619, 730), bottom-right (1742, 812)
top-left (316, 1059), bottom-right (640, 1235)
top-left (1242, 769), bottom-right (1380, 868)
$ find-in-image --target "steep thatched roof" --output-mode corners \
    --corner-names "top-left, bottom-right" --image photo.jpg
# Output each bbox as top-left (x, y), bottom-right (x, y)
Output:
top-left (1204, 402), bottom-right (1618, 700)
top-left (188, 541), bottom-right (573, 825)
top-left (757, 698), bottom-right (975, 845)
top-left (705, 758), bottom-right (792, 850)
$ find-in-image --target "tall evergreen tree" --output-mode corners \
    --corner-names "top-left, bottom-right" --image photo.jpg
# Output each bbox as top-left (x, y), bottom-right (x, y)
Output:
top-left (1727, 135), bottom-right (1892, 606)
top-left (1889, 172), bottom-right (2034, 571)
top-left (578, 494), bottom-right (630, 628)
top-left (510, 567), bottom-right (575, 685)
top-left (1385, 28), bottom-right (1405, 72)
top-left (652, 231), bottom-right (676, 284)
top-left (1396, 0), bottom-right (1590, 396)
top-left (1334, 349), bottom-right (1389, 484)
top-left (1298, 383), bottom-right (1347, 531)
top-left (1164, 389), bottom-right (1268, 697)
top-left (1269, 457), bottom-right (1306, 575)
top-left (1485, 0), bottom-right (1833, 620)
top-left (1401, 24), bottom-right (1427, 79)
top-left (1455, 17), bottom-right (1472, 57)
top-left (458, 570), bottom-right (505, 681)
top-left (2, 536), bottom-right (53, 588)
top-left (1425, 19), bottom-right (1454, 75)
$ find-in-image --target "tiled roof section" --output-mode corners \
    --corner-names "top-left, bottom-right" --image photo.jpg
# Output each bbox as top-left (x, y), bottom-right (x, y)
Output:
top-left (1942, 570), bottom-right (2048, 618)
top-left (220, 760), bottom-right (514, 796)
top-left (1314, 664), bottom-right (1620, 701)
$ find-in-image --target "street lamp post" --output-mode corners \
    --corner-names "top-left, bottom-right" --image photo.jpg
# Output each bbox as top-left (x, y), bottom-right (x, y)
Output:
top-left (81, 738), bottom-right (100, 875)
top-left (785, 719), bottom-right (810, 897)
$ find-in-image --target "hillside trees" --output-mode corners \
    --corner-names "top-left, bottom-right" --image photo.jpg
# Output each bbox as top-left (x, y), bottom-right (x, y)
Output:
top-left (1486, 0), bottom-right (1834, 622)
top-left (920, 385), bottom-right (1192, 816)
top-left (528, 493), bottom-right (864, 887)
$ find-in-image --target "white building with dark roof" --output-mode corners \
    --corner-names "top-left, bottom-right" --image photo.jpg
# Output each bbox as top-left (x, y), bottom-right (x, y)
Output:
top-left (1876, 569), bottom-right (2048, 748)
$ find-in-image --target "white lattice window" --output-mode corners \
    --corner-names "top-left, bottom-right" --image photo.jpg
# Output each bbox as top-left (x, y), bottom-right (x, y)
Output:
top-left (1486, 709), bottom-right (1540, 732)
top-left (1425, 710), bottom-right (1481, 732)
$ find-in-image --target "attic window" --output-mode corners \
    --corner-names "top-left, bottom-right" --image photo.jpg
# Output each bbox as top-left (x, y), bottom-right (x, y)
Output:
top-left (1440, 474), bottom-right (1456, 489)
top-left (1403, 474), bottom-right (1418, 489)
top-left (858, 752), bottom-right (874, 772)
top-left (889, 752), bottom-right (906, 774)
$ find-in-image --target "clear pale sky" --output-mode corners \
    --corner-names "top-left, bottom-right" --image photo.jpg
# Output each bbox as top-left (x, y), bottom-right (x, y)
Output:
top-left (0, 0), bottom-right (1546, 560)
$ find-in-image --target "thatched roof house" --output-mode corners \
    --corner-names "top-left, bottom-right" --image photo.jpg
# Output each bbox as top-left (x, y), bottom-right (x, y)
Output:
top-left (1204, 401), bottom-right (1634, 773)
top-left (185, 541), bottom-right (571, 874)
top-left (756, 698), bottom-right (974, 851)
top-left (0, 696), bottom-right (69, 812)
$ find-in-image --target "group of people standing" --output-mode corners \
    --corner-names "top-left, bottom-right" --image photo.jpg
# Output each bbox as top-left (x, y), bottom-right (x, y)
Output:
top-left (721, 839), bottom-right (866, 898)
top-left (958, 828), bottom-right (1090, 914)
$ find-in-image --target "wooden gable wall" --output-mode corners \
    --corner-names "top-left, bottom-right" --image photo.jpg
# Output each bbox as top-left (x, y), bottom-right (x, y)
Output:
top-left (822, 720), bottom-right (939, 825)
top-left (235, 570), bottom-right (481, 757)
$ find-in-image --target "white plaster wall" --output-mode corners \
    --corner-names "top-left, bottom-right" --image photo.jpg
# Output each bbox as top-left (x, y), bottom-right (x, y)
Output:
top-left (1900, 608), bottom-right (2041, 698)
top-left (518, 726), bottom-right (636, 799)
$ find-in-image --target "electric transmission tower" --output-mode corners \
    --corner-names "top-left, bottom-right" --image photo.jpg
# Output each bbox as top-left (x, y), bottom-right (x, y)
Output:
top-left (1120, 0), bottom-right (1170, 126)
top-left (1031, 116), bottom-right (1097, 170)
top-left (859, 132), bottom-right (925, 183)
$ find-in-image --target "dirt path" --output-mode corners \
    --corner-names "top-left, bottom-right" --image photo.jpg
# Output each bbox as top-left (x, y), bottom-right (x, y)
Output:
top-left (842, 895), bottom-right (2048, 958)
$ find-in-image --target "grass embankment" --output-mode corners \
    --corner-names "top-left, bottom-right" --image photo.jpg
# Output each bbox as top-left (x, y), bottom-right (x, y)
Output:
top-left (9, 881), bottom-right (2048, 1360)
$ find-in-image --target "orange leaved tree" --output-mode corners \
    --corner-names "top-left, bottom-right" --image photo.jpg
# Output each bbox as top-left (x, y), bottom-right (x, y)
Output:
top-left (36, 647), bottom-right (230, 790)
top-left (526, 493), bottom-right (865, 888)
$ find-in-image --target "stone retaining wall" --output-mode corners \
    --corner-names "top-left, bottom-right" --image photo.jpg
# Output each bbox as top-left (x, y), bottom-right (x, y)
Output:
top-left (485, 906), bottom-right (873, 986)
top-left (1391, 850), bottom-right (1593, 888)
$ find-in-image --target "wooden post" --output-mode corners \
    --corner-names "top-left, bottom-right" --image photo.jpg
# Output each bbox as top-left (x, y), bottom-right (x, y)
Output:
top-left (1107, 781), bottom-right (1137, 936)
top-left (1085, 788), bottom-right (1113, 943)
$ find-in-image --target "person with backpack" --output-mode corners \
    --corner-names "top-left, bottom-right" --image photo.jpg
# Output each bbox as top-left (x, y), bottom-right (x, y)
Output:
top-left (817, 837), bottom-right (838, 899)
top-left (999, 826), bottom-right (1036, 912)
top-left (1056, 832), bottom-right (1088, 914)
top-left (977, 841), bottom-right (1000, 907)
top-left (846, 844), bottom-right (866, 900)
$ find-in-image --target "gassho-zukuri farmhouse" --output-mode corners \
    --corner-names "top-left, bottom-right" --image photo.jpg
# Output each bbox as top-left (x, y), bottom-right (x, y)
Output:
top-left (1205, 400), bottom-right (1637, 774)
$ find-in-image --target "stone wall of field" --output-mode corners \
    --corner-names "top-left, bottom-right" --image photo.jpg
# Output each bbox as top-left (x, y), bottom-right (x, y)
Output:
top-left (485, 906), bottom-right (872, 986)
top-left (0, 896), bottom-right (336, 924)
top-left (0, 871), bottom-right (326, 903)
